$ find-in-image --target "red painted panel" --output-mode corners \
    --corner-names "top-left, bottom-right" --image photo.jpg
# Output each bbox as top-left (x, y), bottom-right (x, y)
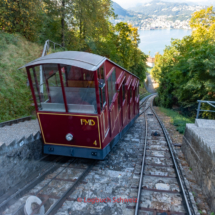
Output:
top-left (37, 112), bottom-right (102, 149)
top-left (105, 61), bottom-right (114, 77)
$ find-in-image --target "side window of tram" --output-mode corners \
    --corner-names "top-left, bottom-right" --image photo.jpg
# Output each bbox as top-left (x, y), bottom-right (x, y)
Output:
top-left (107, 69), bottom-right (116, 107)
top-left (99, 87), bottom-right (106, 111)
top-left (29, 64), bottom-right (66, 112)
top-left (100, 65), bottom-right (105, 80)
top-left (118, 94), bottom-right (121, 111)
top-left (130, 87), bottom-right (133, 101)
top-left (98, 65), bottom-right (106, 111)
top-left (135, 86), bottom-right (138, 98)
top-left (122, 79), bottom-right (126, 102)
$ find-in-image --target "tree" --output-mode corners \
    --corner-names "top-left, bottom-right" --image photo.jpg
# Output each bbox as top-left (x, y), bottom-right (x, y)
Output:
top-left (0, 0), bottom-right (43, 41)
top-left (115, 22), bottom-right (132, 69)
top-left (190, 6), bottom-right (215, 42)
top-left (151, 6), bottom-right (215, 118)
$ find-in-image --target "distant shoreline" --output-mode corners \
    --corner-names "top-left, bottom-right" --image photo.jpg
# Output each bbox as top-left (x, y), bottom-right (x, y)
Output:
top-left (138, 28), bottom-right (192, 31)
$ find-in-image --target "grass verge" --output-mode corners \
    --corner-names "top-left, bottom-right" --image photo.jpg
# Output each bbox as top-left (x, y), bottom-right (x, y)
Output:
top-left (0, 32), bottom-right (42, 122)
top-left (158, 107), bottom-right (194, 134)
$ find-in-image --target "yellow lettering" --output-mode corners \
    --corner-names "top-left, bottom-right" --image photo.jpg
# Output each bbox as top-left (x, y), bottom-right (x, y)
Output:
top-left (93, 140), bottom-right (97, 146)
top-left (89, 120), bottom-right (95, 126)
top-left (80, 119), bottom-right (95, 126)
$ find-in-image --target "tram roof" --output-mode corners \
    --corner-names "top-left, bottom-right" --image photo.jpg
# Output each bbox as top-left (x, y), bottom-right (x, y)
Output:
top-left (19, 51), bottom-right (139, 79)
top-left (19, 51), bottom-right (106, 71)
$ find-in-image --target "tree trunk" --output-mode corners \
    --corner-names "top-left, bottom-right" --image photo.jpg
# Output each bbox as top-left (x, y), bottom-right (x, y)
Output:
top-left (61, 0), bottom-right (65, 47)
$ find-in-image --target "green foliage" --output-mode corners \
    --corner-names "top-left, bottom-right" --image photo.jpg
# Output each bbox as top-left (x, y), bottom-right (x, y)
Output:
top-left (152, 7), bottom-right (215, 119)
top-left (0, 32), bottom-right (42, 122)
top-left (0, 0), bottom-right (147, 81)
top-left (190, 6), bottom-right (215, 42)
top-left (0, 1), bottom-right (147, 122)
top-left (0, 0), bottom-right (43, 41)
top-left (158, 107), bottom-right (194, 134)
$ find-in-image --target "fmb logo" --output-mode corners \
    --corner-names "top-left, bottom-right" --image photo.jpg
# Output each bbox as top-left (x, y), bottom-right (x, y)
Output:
top-left (80, 119), bottom-right (95, 126)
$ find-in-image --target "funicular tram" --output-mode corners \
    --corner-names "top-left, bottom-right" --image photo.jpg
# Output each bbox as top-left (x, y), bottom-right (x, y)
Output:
top-left (21, 51), bottom-right (140, 159)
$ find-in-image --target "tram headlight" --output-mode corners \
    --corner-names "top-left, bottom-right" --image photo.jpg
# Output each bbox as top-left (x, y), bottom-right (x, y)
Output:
top-left (66, 133), bottom-right (73, 141)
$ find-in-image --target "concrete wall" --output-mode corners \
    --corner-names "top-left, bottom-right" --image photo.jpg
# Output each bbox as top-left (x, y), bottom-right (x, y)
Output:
top-left (182, 120), bottom-right (215, 211)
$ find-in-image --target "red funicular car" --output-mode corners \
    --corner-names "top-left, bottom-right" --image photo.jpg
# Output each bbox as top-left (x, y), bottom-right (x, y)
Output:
top-left (21, 51), bottom-right (139, 159)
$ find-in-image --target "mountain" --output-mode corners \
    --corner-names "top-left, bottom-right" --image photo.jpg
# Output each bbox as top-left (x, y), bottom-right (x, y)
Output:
top-left (112, 2), bottom-right (132, 17)
top-left (129, 0), bottom-right (205, 16)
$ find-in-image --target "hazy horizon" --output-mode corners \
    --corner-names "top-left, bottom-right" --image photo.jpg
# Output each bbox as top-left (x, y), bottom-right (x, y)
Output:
top-left (113, 0), bottom-right (215, 10)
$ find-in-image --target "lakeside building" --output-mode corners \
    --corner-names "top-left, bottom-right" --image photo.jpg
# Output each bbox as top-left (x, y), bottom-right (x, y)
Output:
top-left (146, 57), bottom-right (155, 67)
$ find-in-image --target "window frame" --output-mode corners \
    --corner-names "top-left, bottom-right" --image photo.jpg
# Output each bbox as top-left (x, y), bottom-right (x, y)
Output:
top-left (98, 65), bottom-right (107, 111)
top-left (27, 63), bottom-right (99, 114)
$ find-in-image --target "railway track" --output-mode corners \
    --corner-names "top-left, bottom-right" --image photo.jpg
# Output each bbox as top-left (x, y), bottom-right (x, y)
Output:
top-left (1, 94), bottom-right (196, 215)
top-left (134, 96), bottom-right (195, 215)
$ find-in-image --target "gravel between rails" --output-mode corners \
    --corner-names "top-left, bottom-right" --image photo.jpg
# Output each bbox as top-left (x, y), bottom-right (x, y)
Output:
top-left (0, 119), bottom-right (40, 146)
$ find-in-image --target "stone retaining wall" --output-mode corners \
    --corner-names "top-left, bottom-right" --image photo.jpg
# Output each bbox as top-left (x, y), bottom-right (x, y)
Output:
top-left (0, 133), bottom-right (44, 197)
top-left (182, 119), bottom-right (215, 212)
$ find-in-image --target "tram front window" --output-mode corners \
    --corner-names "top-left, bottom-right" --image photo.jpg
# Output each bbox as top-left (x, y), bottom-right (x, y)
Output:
top-left (61, 65), bottom-right (97, 114)
top-left (29, 64), bottom-right (97, 114)
top-left (29, 64), bottom-right (66, 112)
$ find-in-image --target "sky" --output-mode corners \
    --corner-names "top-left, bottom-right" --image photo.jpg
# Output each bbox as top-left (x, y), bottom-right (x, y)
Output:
top-left (113, 0), bottom-right (214, 9)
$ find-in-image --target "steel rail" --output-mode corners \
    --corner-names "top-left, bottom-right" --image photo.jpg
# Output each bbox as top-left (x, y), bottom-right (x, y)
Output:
top-left (150, 97), bottom-right (195, 215)
top-left (135, 107), bottom-right (149, 215)
top-left (134, 93), bottom-right (154, 215)
top-left (139, 93), bottom-right (157, 111)
top-left (45, 160), bottom-right (97, 215)
top-left (0, 156), bottom-right (63, 213)
top-left (11, 158), bottom-right (75, 215)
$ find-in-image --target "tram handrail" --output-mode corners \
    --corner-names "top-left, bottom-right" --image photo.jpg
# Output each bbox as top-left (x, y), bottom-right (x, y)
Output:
top-left (40, 40), bottom-right (65, 93)
top-left (196, 100), bottom-right (215, 119)
top-left (42, 39), bottom-right (65, 57)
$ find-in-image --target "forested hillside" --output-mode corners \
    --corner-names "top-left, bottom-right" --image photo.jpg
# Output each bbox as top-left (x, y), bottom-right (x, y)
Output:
top-left (112, 2), bottom-right (132, 17)
top-left (0, 0), bottom-right (147, 122)
top-left (130, 0), bottom-right (204, 16)
top-left (152, 6), bottom-right (215, 119)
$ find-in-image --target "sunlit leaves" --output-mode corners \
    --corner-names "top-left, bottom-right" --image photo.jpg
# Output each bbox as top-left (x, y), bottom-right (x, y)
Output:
top-left (190, 6), bottom-right (215, 42)
top-left (152, 7), bottom-right (215, 118)
top-left (0, 0), bottom-right (43, 41)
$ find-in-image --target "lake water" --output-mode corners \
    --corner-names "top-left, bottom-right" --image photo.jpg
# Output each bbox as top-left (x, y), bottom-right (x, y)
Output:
top-left (138, 29), bottom-right (192, 57)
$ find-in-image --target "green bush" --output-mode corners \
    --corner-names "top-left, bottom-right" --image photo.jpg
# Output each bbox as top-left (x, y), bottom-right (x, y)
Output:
top-left (159, 107), bottom-right (194, 134)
